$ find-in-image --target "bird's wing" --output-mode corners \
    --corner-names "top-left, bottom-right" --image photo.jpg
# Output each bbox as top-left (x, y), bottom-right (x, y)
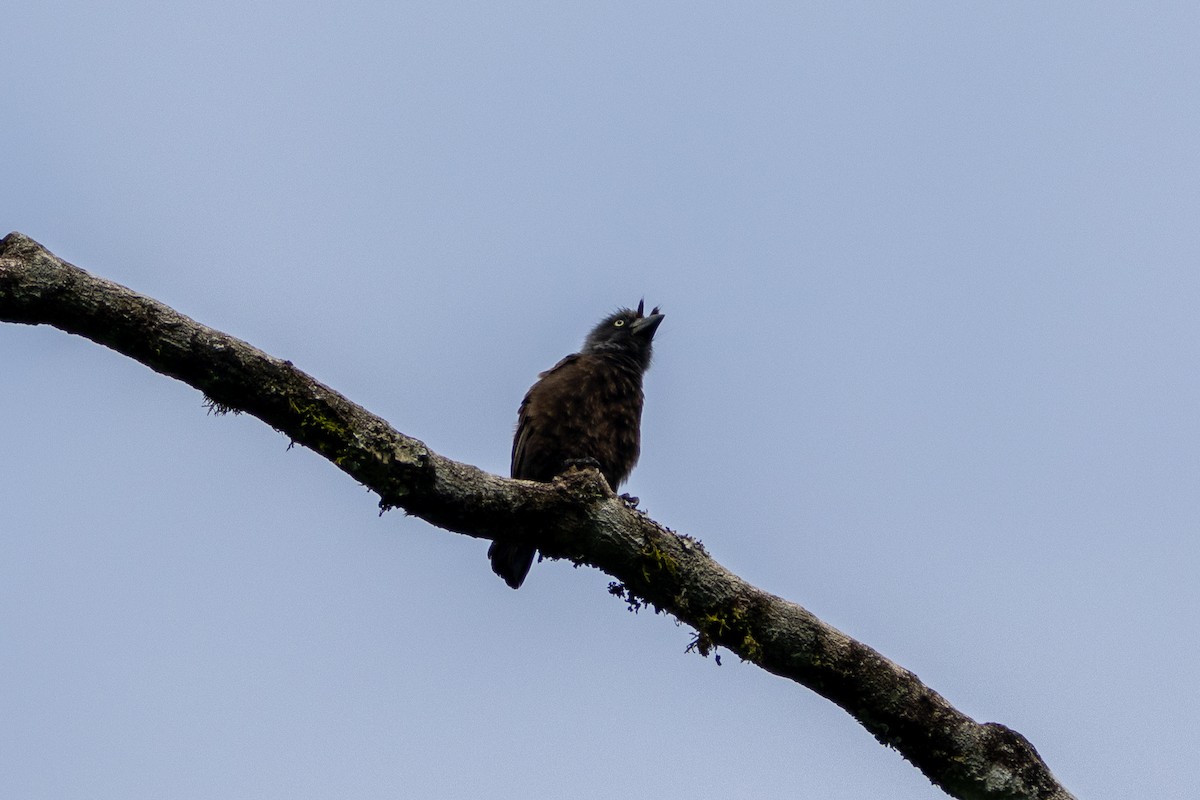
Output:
top-left (511, 353), bottom-right (580, 479)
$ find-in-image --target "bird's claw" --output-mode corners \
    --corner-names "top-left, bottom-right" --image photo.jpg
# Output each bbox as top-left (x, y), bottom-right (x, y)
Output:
top-left (563, 457), bottom-right (602, 472)
top-left (619, 493), bottom-right (640, 507)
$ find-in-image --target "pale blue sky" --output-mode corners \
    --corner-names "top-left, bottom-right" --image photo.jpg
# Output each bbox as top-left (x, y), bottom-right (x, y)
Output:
top-left (4, 4), bottom-right (1199, 798)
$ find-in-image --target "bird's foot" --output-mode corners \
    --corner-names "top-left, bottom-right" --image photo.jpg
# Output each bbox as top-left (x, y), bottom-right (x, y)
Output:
top-left (619, 493), bottom-right (640, 507)
top-left (562, 457), bottom-right (602, 472)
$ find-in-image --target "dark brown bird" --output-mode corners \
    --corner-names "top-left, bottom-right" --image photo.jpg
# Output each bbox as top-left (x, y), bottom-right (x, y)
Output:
top-left (488, 300), bottom-right (664, 589)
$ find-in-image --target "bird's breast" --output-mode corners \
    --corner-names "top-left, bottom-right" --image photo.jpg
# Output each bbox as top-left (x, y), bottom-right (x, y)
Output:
top-left (513, 355), bottom-right (647, 488)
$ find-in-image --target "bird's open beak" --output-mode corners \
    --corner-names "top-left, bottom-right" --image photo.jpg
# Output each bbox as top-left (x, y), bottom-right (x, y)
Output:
top-left (631, 312), bottom-right (664, 339)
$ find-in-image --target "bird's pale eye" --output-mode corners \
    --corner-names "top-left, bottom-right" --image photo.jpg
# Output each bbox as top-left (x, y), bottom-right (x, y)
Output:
top-left (613, 319), bottom-right (625, 327)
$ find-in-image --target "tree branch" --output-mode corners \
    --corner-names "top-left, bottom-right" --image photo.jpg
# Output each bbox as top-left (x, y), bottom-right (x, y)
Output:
top-left (0, 232), bottom-right (1076, 800)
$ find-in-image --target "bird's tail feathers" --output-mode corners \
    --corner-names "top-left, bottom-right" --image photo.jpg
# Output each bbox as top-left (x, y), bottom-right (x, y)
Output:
top-left (488, 541), bottom-right (536, 589)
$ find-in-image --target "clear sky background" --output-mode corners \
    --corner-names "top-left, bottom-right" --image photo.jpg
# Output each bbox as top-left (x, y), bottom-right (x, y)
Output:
top-left (3, 4), bottom-right (1198, 798)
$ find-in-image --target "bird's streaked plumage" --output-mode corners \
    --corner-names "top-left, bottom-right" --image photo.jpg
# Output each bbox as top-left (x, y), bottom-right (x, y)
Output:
top-left (489, 300), bottom-right (664, 588)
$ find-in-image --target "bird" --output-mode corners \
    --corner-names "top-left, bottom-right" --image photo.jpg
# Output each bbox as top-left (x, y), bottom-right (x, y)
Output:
top-left (488, 300), bottom-right (665, 589)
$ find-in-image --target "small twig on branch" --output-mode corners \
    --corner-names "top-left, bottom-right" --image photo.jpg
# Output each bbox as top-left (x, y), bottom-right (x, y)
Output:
top-left (0, 232), bottom-right (1076, 800)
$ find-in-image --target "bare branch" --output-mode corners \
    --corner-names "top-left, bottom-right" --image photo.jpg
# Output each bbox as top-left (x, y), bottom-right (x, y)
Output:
top-left (0, 232), bottom-right (1076, 800)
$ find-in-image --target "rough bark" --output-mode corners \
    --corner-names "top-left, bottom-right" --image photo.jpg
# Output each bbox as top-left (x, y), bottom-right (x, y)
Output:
top-left (0, 232), bottom-right (1076, 800)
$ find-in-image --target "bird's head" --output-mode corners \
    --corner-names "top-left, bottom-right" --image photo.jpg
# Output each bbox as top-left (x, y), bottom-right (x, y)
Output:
top-left (582, 299), bottom-right (664, 368)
